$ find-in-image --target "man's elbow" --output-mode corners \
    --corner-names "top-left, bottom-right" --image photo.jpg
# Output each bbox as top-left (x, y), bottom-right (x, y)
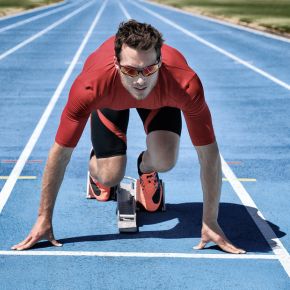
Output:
top-left (49, 142), bottom-right (74, 165)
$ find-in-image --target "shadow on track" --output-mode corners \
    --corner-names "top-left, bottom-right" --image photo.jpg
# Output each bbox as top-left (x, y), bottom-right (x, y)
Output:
top-left (31, 202), bottom-right (285, 253)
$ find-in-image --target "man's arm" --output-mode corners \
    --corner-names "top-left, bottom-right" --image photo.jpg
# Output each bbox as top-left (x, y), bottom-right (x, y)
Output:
top-left (11, 142), bottom-right (74, 251)
top-left (194, 141), bottom-right (246, 254)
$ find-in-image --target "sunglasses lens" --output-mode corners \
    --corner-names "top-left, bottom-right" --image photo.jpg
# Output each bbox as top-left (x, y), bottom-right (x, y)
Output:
top-left (143, 64), bottom-right (159, 76)
top-left (121, 67), bottom-right (138, 77)
top-left (119, 62), bottom-right (160, 77)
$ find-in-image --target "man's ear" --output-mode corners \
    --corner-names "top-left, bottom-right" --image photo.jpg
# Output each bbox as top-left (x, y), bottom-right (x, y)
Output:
top-left (114, 56), bottom-right (119, 69)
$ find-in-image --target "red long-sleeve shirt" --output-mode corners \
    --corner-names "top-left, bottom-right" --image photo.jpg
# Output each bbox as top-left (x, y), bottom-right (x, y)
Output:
top-left (55, 36), bottom-right (215, 147)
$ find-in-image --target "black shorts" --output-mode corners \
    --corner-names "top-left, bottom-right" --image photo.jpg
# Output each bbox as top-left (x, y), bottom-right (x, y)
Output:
top-left (91, 107), bottom-right (182, 158)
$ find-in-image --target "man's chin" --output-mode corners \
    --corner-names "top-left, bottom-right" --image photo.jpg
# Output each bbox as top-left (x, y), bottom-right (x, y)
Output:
top-left (134, 94), bottom-right (147, 101)
top-left (131, 92), bottom-right (148, 101)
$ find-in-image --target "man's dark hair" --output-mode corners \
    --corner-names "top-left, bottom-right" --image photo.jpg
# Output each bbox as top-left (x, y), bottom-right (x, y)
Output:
top-left (115, 19), bottom-right (164, 62)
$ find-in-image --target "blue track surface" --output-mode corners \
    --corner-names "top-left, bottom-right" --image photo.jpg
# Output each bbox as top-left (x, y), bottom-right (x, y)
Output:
top-left (0, 0), bottom-right (289, 289)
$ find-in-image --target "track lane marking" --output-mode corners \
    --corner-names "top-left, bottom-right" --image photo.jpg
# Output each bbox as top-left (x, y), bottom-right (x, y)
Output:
top-left (130, 1), bottom-right (290, 91)
top-left (0, 0), bottom-right (108, 213)
top-left (0, 176), bottom-right (36, 180)
top-left (124, 0), bottom-right (290, 277)
top-left (223, 178), bottom-right (256, 182)
top-left (0, 250), bottom-right (278, 259)
top-left (226, 161), bottom-right (243, 165)
top-left (221, 156), bottom-right (290, 277)
top-left (1, 160), bottom-right (42, 163)
top-left (0, 0), bottom-right (95, 61)
top-left (118, 1), bottom-right (131, 19)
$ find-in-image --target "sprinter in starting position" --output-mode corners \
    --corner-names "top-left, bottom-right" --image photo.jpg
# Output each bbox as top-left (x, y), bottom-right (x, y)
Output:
top-left (12, 20), bottom-right (246, 254)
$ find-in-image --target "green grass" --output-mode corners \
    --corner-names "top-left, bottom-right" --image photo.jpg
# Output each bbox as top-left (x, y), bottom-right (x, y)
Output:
top-left (150, 0), bottom-right (290, 34)
top-left (0, 0), bottom-right (61, 10)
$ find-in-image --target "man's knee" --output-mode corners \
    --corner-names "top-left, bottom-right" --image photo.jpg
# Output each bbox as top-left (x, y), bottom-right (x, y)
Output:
top-left (145, 131), bottom-right (179, 172)
top-left (151, 152), bottom-right (177, 172)
top-left (89, 155), bottom-right (126, 187)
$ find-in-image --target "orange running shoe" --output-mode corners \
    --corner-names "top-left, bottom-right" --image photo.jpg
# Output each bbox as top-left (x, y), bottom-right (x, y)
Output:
top-left (137, 152), bottom-right (163, 212)
top-left (138, 172), bottom-right (163, 212)
top-left (88, 175), bottom-right (117, 201)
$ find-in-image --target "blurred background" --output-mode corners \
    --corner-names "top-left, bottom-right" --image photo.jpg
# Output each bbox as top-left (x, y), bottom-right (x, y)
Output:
top-left (150, 0), bottom-right (290, 37)
top-left (1, 0), bottom-right (289, 37)
top-left (0, 0), bottom-right (62, 17)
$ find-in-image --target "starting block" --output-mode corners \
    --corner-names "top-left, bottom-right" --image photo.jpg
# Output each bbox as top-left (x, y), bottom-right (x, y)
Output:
top-left (86, 173), bottom-right (165, 233)
top-left (117, 176), bottom-right (165, 233)
top-left (117, 177), bottom-right (138, 232)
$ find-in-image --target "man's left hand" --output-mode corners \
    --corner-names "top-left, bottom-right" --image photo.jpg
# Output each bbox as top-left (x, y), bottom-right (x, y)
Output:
top-left (193, 221), bottom-right (246, 254)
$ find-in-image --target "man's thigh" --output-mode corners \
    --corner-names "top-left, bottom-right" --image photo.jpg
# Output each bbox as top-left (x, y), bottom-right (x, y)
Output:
top-left (91, 109), bottom-right (129, 158)
top-left (137, 107), bottom-right (181, 167)
top-left (90, 109), bottom-right (129, 184)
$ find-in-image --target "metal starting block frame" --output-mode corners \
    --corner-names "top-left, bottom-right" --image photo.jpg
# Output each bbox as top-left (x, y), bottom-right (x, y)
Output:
top-left (117, 176), bottom-right (166, 233)
top-left (86, 173), bottom-right (165, 233)
top-left (117, 177), bottom-right (138, 233)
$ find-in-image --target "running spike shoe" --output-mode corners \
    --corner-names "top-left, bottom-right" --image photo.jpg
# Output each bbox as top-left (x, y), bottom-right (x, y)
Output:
top-left (88, 175), bottom-right (117, 201)
top-left (137, 152), bottom-right (163, 212)
top-left (138, 172), bottom-right (163, 212)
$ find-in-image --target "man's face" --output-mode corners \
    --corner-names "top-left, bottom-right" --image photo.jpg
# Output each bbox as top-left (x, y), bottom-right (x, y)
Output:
top-left (115, 44), bottom-right (160, 101)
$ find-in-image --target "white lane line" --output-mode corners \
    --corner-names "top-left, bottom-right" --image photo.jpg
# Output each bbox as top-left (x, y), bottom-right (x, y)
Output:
top-left (124, 1), bottom-right (290, 277)
top-left (0, 250), bottom-right (277, 259)
top-left (0, 0), bottom-right (67, 22)
top-left (221, 156), bottom-right (290, 277)
top-left (0, 0), bottom-right (108, 214)
top-left (222, 178), bottom-right (256, 182)
top-left (0, 176), bottom-right (37, 180)
top-left (139, 0), bottom-right (290, 44)
top-left (130, 1), bottom-right (290, 91)
top-left (0, 0), bottom-right (95, 62)
top-left (118, 1), bottom-right (131, 20)
top-left (0, 1), bottom-right (76, 33)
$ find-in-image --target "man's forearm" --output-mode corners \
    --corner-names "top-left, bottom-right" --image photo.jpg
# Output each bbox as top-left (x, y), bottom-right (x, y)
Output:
top-left (194, 142), bottom-right (246, 253)
top-left (38, 143), bottom-right (73, 220)
top-left (200, 155), bottom-right (222, 222)
top-left (195, 142), bottom-right (222, 223)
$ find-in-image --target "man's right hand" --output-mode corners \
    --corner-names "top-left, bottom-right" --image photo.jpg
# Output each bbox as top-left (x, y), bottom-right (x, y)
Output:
top-left (11, 143), bottom-right (72, 251)
top-left (11, 216), bottom-right (62, 251)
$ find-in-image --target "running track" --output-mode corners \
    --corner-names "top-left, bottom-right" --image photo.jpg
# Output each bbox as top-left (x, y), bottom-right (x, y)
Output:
top-left (0, 0), bottom-right (289, 289)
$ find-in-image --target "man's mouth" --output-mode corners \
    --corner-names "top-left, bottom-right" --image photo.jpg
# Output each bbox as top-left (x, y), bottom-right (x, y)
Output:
top-left (134, 87), bottom-right (146, 91)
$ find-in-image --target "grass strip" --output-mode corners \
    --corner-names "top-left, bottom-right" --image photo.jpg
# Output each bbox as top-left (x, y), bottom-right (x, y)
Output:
top-left (0, 0), bottom-right (62, 17)
top-left (150, 0), bottom-right (290, 36)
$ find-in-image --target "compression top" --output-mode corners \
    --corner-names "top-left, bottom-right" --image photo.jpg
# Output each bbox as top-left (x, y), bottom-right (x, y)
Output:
top-left (55, 36), bottom-right (215, 147)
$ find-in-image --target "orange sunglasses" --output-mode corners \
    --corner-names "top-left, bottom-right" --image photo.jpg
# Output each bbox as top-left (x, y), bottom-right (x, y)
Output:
top-left (118, 60), bottom-right (161, 77)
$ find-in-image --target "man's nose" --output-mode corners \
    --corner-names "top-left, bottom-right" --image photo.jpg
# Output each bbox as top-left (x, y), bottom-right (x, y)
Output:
top-left (135, 75), bottom-right (146, 85)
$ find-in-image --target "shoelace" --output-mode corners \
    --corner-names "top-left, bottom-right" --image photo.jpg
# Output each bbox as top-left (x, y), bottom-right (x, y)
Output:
top-left (140, 173), bottom-right (159, 190)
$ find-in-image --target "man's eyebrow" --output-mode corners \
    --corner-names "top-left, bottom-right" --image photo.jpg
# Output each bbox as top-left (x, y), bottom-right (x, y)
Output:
top-left (120, 61), bottom-right (158, 69)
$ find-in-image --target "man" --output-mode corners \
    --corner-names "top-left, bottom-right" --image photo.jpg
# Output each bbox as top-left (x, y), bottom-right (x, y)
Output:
top-left (12, 20), bottom-right (245, 254)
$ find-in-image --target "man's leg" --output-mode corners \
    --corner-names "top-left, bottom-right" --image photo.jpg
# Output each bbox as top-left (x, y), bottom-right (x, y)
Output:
top-left (89, 109), bottom-right (129, 201)
top-left (137, 107), bottom-right (181, 211)
top-left (89, 155), bottom-right (126, 187)
top-left (140, 130), bottom-right (179, 174)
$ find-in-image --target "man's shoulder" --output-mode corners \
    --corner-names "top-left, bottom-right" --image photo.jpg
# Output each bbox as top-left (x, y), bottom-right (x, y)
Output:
top-left (75, 36), bottom-right (116, 90)
top-left (162, 44), bottom-right (186, 60)
top-left (161, 44), bottom-right (196, 78)
top-left (82, 36), bottom-right (115, 74)
top-left (162, 44), bottom-right (189, 66)
top-left (161, 44), bottom-right (197, 88)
